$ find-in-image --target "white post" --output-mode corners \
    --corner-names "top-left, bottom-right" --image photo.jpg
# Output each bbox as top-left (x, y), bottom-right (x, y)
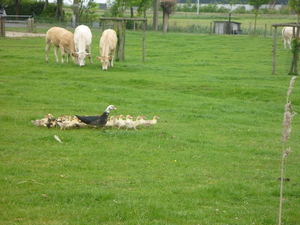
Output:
top-left (197, 0), bottom-right (200, 15)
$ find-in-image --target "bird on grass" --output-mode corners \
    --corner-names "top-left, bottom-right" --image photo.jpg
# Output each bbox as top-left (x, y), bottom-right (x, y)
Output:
top-left (75, 105), bottom-right (117, 128)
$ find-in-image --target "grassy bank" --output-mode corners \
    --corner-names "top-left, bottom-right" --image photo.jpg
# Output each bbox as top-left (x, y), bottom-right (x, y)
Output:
top-left (0, 30), bottom-right (299, 224)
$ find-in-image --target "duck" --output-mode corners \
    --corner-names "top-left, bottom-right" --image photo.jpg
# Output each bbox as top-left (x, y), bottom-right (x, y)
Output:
top-left (145, 116), bottom-right (160, 127)
top-left (31, 113), bottom-right (54, 127)
top-left (75, 105), bottom-right (117, 127)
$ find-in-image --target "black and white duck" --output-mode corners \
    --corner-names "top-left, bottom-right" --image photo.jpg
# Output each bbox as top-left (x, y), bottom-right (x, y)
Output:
top-left (75, 105), bottom-right (117, 127)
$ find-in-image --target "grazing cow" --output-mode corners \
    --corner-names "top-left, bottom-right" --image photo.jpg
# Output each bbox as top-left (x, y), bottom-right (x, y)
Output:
top-left (96, 29), bottom-right (118, 70)
top-left (282, 26), bottom-right (300, 49)
top-left (72, 25), bottom-right (93, 67)
top-left (45, 27), bottom-right (78, 64)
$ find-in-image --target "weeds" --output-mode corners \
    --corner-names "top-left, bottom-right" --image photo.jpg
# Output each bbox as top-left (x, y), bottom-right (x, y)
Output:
top-left (278, 76), bottom-right (297, 225)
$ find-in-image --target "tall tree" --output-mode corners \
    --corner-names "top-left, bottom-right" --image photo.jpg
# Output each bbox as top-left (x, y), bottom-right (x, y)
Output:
top-left (160, 0), bottom-right (176, 33)
top-left (247, 0), bottom-right (269, 35)
top-left (55, 0), bottom-right (64, 21)
top-left (137, 0), bottom-right (153, 18)
top-left (14, 0), bottom-right (20, 15)
top-left (289, 0), bottom-right (300, 23)
top-left (43, 0), bottom-right (48, 10)
top-left (153, 0), bottom-right (159, 30)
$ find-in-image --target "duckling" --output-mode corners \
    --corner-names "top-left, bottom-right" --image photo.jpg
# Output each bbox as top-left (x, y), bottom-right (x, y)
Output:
top-left (56, 119), bottom-right (78, 130)
top-left (31, 113), bottom-right (54, 127)
top-left (105, 116), bottom-right (117, 128)
top-left (116, 115), bottom-right (127, 129)
top-left (145, 116), bottom-right (160, 127)
top-left (44, 118), bottom-right (57, 128)
top-left (136, 115), bottom-right (147, 127)
top-left (73, 116), bottom-right (88, 128)
top-left (125, 115), bottom-right (141, 131)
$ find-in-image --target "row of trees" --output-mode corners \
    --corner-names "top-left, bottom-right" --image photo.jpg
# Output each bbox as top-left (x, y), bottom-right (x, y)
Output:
top-left (1, 0), bottom-right (300, 32)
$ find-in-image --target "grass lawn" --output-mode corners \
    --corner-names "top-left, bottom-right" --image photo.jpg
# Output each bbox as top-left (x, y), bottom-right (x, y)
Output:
top-left (0, 29), bottom-right (299, 224)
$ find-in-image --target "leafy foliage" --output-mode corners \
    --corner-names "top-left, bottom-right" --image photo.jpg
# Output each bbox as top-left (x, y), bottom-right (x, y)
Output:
top-left (5, 0), bottom-right (46, 16)
top-left (289, 0), bottom-right (300, 22)
top-left (247, 0), bottom-right (270, 10)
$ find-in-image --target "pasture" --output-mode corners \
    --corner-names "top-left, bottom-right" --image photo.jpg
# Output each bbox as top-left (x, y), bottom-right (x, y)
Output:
top-left (0, 29), bottom-right (299, 224)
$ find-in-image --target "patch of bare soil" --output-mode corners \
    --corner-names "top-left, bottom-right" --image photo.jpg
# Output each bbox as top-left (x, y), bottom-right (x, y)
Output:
top-left (5, 31), bottom-right (46, 37)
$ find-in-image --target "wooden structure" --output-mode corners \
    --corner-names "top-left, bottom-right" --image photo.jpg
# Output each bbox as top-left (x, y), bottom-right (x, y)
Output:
top-left (99, 17), bottom-right (147, 62)
top-left (272, 23), bottom-right (300, 75)
top-left (0, 16), bottom-right (5, 37)
top-left (214, 21), bottom-right (242, 34)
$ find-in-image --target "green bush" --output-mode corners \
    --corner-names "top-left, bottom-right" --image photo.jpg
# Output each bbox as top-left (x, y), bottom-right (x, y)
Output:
top-left (5, 0), bottom-right (45, 16)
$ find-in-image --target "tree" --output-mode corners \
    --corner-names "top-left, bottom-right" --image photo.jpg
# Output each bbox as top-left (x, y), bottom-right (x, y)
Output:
top-left (137, 0), bottom-right (153, 18)
top-left (160, 0), bottom-right (176, 33)
top-left (247, 0), bottom-right (269, 35)
top-left (289, 0), bottom-right (300, 23)
top-left (153, 0), bottom-right (159, 30)
top-left (55, 0), bottom-right (64, 21)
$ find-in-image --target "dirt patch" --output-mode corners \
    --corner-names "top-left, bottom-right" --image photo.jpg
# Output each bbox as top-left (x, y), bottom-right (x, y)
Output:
top-left (5, 31), bottom-right (46, 37)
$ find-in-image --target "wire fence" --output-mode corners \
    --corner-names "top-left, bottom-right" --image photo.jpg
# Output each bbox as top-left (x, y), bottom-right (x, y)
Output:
top-left (1, 16), bottom-right (283, 37)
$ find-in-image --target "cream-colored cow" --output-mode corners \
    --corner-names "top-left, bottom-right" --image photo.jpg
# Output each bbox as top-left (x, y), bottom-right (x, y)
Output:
top-left (282, 27), bottom-right (300, 49)
top-left (45, 27), bottom-right (78, 64)
top-left (96, 29), bottom-right (118, 70)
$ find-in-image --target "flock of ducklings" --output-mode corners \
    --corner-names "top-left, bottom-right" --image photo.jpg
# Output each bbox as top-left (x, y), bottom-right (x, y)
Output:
top-left (31, 114), bottom-right (160, 131)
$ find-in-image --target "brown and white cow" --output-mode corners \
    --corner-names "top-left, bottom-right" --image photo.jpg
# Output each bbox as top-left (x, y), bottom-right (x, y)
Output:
top-left (282, 26), bottom-right (300, 49)
top-left (45, 27), bottom-right (78, 64)
top-left (72, 25), bottom-right (93, 67)
top-left (96, 29), bottom-right (118, 70)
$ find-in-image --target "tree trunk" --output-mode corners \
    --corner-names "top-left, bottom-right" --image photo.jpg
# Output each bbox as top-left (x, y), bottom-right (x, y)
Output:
top-left (43, 0), bottom-right (49, 10)
top-left (160, 1), bottom-right (175, 34)
top-left (73, 0), bottom-right (79, 26)
top-left (56, 0), bottom-right (64, 22)
top-left (289, 29), bottom-right (300, 75)
top-left (162, 12), bottom-right (169, 33)
top-left (130, 7), bottom-right (133, 18)
top-left (254, 10), bottom-right (258, 35)
top-left (15, 0), bottom-right (20, 19)
top-left (153, 0), bottom-right (159, 30)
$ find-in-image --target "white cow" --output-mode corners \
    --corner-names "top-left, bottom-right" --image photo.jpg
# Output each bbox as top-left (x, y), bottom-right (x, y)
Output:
top-left (45, 27), bottom-right (78, 64)
top-left (96, 29), bottom-right (118, 70)
top-left (72, 25), bottom-right (93, 67)
top-left (282, 27), bottom-right (300, 49)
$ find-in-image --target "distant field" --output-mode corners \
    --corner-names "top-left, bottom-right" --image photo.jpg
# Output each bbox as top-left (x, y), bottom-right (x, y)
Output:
top-left (4, 12), bottom-right (298, 36)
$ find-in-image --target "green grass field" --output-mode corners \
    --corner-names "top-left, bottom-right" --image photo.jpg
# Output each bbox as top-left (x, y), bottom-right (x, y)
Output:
top-left (0, 28), bottom-right (299, 224)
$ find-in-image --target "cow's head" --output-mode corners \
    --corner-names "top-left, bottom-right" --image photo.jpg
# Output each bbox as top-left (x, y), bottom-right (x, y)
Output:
top-left (96, 56), bottom-right (112, 70)
top-left (72, 52), bottom-right (91, 67)
top-left (71, 53), bottom-right (79, 65)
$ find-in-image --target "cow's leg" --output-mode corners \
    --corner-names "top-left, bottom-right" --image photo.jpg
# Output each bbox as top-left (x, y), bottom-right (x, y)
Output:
top-left (45, 42), bottom-right (51, 63)
top-left (288, 39), bottom-right (292, 49)
top-left (54, 46), bottom-right (60, 63)
top-left (109, 50), bottom-right (115, 68)
top-left (59, 46), bottom-right (65, 63)
top-left (87, 45), bottom-right (93, 64)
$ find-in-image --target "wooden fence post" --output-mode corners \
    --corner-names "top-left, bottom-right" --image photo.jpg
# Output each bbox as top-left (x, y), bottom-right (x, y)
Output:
top-left (142, 20), bottom-right (147, 62)
top-left (264, 24), bottom-right (267, 37)
top-left (28, 18), bottom-right (34, 33)
top-left (0, 16), bottom-right (5, 37)
top-left (272, 26), bottom-right (277, 75)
